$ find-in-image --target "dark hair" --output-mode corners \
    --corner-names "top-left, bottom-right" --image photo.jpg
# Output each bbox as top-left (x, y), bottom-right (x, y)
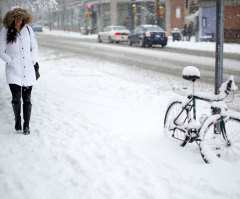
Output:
top-left (7, 20), bottom-right (25, 44)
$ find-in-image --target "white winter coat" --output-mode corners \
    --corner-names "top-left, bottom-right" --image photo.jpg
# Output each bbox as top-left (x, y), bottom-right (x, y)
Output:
top-left (0, 25), bottom-right (38, 86)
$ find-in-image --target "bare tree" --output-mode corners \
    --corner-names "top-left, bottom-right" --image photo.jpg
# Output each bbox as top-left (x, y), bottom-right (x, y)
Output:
top-left (0, 0), bottom-right (57, 14)
top-left (0, 0), bottom-right (57, 28)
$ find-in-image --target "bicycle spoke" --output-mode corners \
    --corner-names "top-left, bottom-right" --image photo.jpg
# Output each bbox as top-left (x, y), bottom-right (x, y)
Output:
top-left (164, 101), bottom-right (189, 146)
top-left (201, 117), bottom-right (240, 163)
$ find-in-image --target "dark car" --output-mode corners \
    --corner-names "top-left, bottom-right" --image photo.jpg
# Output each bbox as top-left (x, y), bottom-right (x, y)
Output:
top-left (127, 25), bottom-right (168, 48)
top-left (32, 24), bottom-right (43, 32)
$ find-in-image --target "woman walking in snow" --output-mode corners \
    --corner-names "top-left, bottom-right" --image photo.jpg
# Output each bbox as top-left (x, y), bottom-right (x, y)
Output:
top-left (0, 8), bottom-right (38, 135)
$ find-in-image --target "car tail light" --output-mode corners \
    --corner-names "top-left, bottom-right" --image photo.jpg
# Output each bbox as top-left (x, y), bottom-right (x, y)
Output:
top-left (145, 32), bottom-right (150, 37)
top-left (115, 32), bottom-right (120, 35)
top-left (165, 33), bottom-right (168, 37)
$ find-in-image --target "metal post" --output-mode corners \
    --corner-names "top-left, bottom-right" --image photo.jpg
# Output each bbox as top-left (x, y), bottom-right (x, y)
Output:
top-left (215, 0), bottom-right (224, 134)
top-left (215, 0), bottom-right (224, 94)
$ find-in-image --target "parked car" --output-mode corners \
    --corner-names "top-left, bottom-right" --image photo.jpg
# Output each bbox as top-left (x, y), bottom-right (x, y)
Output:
top-left (98, 26), bottom-right (130, 43)
top-left (128, 25), bottom-right (168, 48)
top-left (171, 27), bottom-right (182, 41)
top-left (32, 24), bottom-right (43, 32)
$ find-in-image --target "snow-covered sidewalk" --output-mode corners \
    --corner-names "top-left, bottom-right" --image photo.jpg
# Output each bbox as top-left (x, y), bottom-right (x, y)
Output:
top-left (0, 43), bottom-right (240, 199)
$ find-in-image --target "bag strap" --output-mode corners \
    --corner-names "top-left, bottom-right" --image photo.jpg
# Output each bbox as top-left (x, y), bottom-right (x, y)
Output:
top-left (26, 25), bottom-right (32, 51)
top-left (26, 25), bottom-right (30, 35)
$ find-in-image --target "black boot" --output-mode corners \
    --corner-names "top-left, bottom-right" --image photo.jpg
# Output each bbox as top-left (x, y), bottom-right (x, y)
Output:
top-left (23, 104), bottom-right (32, 135)
top-left (12, 102), bottom-right (22, 131)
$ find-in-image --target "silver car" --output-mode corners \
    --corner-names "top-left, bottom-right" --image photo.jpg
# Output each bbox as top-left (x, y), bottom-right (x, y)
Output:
top-left (98, 26), bottom-right (130, 43)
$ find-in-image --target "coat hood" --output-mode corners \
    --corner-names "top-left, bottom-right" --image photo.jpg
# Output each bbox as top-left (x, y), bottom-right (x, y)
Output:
top-left (2, 8), bottom-right (32, 28)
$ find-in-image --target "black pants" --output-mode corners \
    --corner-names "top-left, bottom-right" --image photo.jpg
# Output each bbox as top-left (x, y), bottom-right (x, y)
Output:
top-left (9, 84), bottom-right (32, 106)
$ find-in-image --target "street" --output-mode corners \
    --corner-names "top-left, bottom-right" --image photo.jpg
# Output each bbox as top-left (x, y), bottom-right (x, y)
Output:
top-left (38, 33), bottom-right (240, 87)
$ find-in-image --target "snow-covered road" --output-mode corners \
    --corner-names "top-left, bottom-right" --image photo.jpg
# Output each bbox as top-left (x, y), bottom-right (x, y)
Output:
top-left (0, 44), bottom-right (240, 199)
top-left (38, 34), bottom-right (240, 87)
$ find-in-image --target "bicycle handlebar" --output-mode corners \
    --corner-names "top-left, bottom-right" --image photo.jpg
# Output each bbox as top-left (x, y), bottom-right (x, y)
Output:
top-left (189, 76), bottom-right (238, 102)
top-left (225, 80), bottom-right (232, 94)
top-left (219, 75), bottom-right (238, 95)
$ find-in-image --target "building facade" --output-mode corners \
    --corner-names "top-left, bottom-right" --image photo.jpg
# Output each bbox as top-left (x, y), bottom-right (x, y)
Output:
top-left (51, 0), bottom-right (86, 32)
top-left (84, 0), bottom-right (170, 34)
top-left (50, 0), bottom-right (199, 35)
top-left (50, 0), bottom-right (240, 43)
top-left (170, 0), bottom-right (185, 30)
top-left (51, 0), bottom-right (173, 34)
top-left (200, 0), bottom-right (240, 43)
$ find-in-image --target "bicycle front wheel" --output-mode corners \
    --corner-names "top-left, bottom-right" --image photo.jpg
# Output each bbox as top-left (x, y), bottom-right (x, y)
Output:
top-left (164, 100), bottom-right (189, 145)
top-left (200, 116), bottom-right (240, 163)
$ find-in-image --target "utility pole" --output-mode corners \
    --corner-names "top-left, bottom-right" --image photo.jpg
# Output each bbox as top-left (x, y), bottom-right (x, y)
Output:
top-left (132, 4), bottom-right (137, 28)
top-left (215, 0), bottom-right (224, 94)
top-left (130, 0), bottom-right (136, 31)
top-left (155, 0), bottom-right (160, 25)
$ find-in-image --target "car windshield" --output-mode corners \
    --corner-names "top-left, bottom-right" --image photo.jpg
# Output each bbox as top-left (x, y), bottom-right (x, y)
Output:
top-left (144, 26), bottom-right (164, 32)
top-left (113, 27), bottom-right (127, 31)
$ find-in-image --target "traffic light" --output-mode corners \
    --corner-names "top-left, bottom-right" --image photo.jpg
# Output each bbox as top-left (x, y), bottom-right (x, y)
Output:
top-left (87, 4), bottom-right (92, 17)
top-left (159, 6), bottom-right (164, 15)
top-left (133, 6), bottom-right (136, 13)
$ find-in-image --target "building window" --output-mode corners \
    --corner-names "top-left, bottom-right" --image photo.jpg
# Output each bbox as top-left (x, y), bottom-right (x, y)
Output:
top-left (176, 7), bottom-right (181, 19)
top-left (53, 12), bottom-right (57, 27)
top-left (64, 10), bottom-right (71, 26)
top-left (103, 3), bottom-right (110, 27)
top-left (72, 8), bottom-right (78, 26)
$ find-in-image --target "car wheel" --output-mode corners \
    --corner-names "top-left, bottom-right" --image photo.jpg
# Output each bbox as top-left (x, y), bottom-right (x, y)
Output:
top-left (127, 38), bottom-right (132, 46)
top-left (162, 45), bottom-right (165, 48)
top-left (108, 36), bottom-right (113, 43)
top-left (139, 39), bottom-right (145, 47)
top-left (98, 35), bottom-right (102, 43)
top-left (148, 44), bottom-right (152, 48)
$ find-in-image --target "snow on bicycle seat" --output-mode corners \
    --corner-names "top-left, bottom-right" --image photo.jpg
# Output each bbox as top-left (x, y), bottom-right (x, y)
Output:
top-left (182, 66), bottom-right (200, 82)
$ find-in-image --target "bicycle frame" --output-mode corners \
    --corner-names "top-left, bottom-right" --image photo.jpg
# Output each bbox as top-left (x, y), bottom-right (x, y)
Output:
top-left (172, 97), bottom-right (195, 135)
top-left (172, 95), bottom-right (228, 142)
top-left (213, 116), bottom-right (229, 145)
top-left (173, 95), bottom-right (204, 130)
top-left (220, 118), bottom-right (228, 139)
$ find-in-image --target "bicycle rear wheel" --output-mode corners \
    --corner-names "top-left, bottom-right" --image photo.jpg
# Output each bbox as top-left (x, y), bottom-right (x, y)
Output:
top-left (200, 116), bottom-right (240, 163)
top-left (164, 100), bottom-right (189, 145)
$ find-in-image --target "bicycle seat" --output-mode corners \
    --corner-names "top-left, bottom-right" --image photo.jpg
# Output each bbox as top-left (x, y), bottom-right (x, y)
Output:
top-left (182, 66), bottom-right (200, 82)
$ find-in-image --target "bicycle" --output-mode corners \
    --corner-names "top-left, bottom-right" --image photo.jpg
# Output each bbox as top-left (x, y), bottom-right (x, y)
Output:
top-left (163, 66), bottom-right (240, 163)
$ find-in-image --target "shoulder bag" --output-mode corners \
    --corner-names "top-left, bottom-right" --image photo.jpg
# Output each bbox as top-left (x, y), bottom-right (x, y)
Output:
top-left (26, 26), bottom-right (40, 80)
